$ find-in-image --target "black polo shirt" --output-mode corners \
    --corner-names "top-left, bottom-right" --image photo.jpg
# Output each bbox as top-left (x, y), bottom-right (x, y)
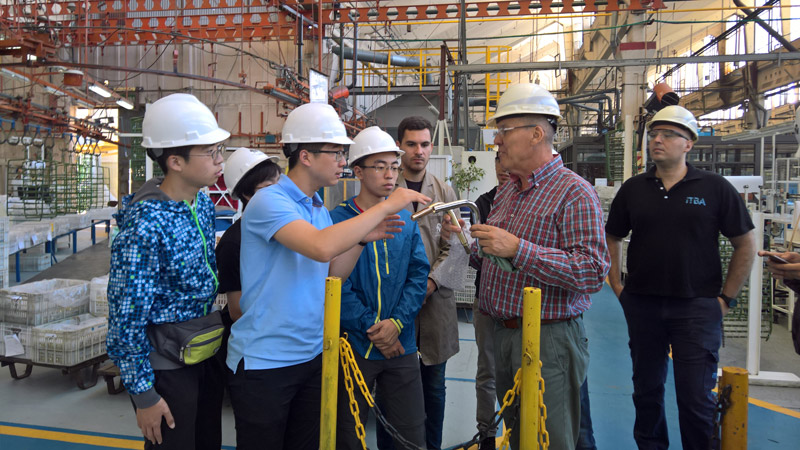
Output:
top-left (605, 164), bottom-right (754, 298)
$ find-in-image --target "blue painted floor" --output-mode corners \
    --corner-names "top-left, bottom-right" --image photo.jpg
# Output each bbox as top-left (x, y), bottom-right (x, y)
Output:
top-left (2, 284), bottom-right (798, 449)
top-left (584, 285), bottom-right (800, 449)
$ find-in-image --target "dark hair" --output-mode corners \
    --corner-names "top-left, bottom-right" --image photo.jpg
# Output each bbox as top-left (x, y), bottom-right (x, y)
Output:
top-left (146, 145), bottom-right (193, 174)
top-left (285, 143), bottom-right (328, 170)
top-left (233, 159), bottom-right (282, 210)
top-left (397, 116), bottom-right (433, 143)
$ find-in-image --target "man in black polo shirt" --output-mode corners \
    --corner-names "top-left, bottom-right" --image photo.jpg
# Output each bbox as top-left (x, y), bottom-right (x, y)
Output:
top-left (605, 105), bottom-right (756, 450)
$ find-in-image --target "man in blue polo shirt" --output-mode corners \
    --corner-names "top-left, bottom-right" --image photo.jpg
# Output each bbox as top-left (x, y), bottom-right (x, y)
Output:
top-left (225, 103), bottom-right (430, 450)
top-left (605, 105), bottom-right (756, 450)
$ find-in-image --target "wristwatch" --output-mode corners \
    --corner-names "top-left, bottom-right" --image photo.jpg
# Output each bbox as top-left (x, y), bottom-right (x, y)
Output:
top-left (719, 293), bottom-right (738, 308)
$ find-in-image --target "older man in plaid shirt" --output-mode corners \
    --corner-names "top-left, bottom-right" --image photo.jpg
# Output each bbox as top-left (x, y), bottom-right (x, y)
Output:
top-left (447, 84), bottom-right (610, 449)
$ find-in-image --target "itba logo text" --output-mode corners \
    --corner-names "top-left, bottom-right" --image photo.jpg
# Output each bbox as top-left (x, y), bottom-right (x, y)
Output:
top-left (685, 196), bottom-right (706, 206)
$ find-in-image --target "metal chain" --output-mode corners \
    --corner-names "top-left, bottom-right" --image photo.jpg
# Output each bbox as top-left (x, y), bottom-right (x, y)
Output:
top-left (341, 338), bottom-right (550, 450)
top-left (709, 384), bottom-right (732, 450)
top-left (538, 361), bottom-right (549, 449)
top-left (498, 368), bottom-right (522, 450)
top-left (339, 338), bottom-right (368, 450)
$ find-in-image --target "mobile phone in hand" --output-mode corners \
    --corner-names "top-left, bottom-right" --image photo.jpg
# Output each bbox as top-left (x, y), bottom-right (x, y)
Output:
top-left (767, 254), bottom-right (790, 264)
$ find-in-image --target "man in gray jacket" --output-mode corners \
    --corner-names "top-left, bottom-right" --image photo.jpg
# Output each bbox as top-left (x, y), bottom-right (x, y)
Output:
top-left (376, 116), bottom-right (458, 450)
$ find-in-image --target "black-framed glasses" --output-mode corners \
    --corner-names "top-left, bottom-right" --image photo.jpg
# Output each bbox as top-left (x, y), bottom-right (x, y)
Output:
top-left (193, 143), bottom-right (226, 159)
top-left (310, 149), bottom-right (349, 162)
top-left (647, 129), bottom-right (690, 141)
top-left (361, 165), bottom-right (403, 175)
top-left (495, 124), bottom-right (539, 138)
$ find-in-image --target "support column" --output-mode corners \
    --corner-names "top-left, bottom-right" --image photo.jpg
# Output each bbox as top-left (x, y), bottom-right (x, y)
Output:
top-left (618, 18), bottom-right (652, 181)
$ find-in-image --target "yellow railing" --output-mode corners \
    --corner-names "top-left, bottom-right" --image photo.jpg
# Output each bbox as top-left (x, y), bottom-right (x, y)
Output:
top-left (343, 45), bottom-right (510, 115)
top-left (320, 276), bottom-right (342, 450)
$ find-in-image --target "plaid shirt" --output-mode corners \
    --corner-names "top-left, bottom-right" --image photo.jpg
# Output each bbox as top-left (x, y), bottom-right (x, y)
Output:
top-left (472, 155), bottom-right (610, 320)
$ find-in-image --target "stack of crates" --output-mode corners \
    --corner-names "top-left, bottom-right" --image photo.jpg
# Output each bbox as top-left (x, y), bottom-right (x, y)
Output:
top-left (0, 278), bottom-right (107, 366)
top-left (89, 275), bottom-right (109, 317)
top-left (0, 216), bottom-right (8, 288)
top-left (719, 236), bottom-right (772, 339)
top-left (453, 267), bottom-right (478, 307)
top-left (18, 245), bottom-right (51, 272)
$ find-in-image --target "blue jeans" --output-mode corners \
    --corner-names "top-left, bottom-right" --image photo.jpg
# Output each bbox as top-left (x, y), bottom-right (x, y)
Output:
top-left (576, 377), bottom-right (597, 450)
top-left (619, 292), bottom-right (722, 450)
top-left (377, 359), bottom-right (447, 450)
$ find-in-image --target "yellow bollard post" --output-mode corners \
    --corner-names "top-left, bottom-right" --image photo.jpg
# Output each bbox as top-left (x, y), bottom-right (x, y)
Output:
top-left (520, 287), bottom-right (542, 450)
top-left (320, 277), bottom-right (342, 450)
top-left (720, 367), bottom-right (748, 450)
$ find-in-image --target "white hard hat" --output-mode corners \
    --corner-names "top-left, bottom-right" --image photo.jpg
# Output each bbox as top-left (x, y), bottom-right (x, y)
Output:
top-left (224, 147), bottom-right (279, 199)
top-left (281, 103), bottom-right (354, 152)
top-left (141, 93), bottom-right (230, 153)
top-left (646, 105), bottom-right (699, 141)
top-left (347, 126), bottom-right (404, 166)
top-left (488, 83), bottom-right (562, 128)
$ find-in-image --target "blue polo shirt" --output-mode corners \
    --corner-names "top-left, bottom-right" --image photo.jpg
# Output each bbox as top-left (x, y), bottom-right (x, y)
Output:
top-left (226, 174), bottom-right (332, 371)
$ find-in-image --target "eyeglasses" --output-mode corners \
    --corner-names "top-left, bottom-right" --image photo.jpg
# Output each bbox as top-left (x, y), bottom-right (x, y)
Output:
top-left (361, 165), bottom-right (403, 175)
top-left (495, 124), bottom-right (539, 138)
top-left (647, 129), bottom-right (690, 141)
top-left (193, 144), bottom-right (226, 159)
top-left (310, 149), bottom-right (349, 162)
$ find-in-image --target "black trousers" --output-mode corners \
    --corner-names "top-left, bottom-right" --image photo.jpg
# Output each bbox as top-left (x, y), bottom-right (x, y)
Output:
top-left (336, 352), bottom-right (426, 450)
top-left (133, 356), bottom-right (225, 450)
top-left (619, 292), bottom-right (722, 450)
top-left (227, 354), bottom-right (322, 450)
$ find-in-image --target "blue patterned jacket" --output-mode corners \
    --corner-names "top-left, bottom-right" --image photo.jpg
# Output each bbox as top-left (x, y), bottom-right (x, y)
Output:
top-left (107, 178), bottom-right (218, 408)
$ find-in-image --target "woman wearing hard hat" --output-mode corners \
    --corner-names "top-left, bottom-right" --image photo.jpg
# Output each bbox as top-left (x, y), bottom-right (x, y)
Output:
top-left (214, 147), bottom-right (280, 364)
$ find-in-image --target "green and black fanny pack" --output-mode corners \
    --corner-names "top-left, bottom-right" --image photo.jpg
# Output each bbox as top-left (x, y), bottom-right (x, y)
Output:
top-left (147, 311), bottom-right (224, 366)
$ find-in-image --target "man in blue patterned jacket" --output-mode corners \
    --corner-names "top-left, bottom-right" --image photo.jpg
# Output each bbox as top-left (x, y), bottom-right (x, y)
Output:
top-left (107, 93), bottom-right (230, 449)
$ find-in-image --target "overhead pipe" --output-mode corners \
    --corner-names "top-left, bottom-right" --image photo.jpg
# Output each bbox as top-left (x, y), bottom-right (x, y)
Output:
top-left (297, 16), bottom-right (304, 77)
top-left (333, 46), bottom-right (434, 85)
top-left (459, 0), bottom-right (469, 147)
top-left (334, 22), bottom-right (345, 84)
top-left (347, 20), bottom-right (358, 91)
top-left (349, 20), bottom-right (358, 112)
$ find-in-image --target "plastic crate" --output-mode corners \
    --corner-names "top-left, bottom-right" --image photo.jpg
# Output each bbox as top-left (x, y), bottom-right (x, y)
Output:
top-left (31, 314), bottom-right (107, 366)
top-left (89, 275), bottom-right (109, 317)
top-left (0, 279), bottom-right (89, 325)
top-left (18, 253), bottom-right (50, 272)
top-left (0, 322), bottom-right (31, 359)
top-left (454, 267), bottom-right (477, 306)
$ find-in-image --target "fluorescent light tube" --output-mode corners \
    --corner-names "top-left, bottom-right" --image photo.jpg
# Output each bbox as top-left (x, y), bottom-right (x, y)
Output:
top-left (89, 84), bottom-right (112, 98)
top-left (116, 98), bottom-right (134, 110)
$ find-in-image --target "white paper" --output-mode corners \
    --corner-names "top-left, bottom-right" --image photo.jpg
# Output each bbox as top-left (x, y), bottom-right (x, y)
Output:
top-left (17, 240), bottom-right (23, 250)
top-left (3, 334), bottom-right (24, 357)
top-left (31, 234), bottom-right (38, 245)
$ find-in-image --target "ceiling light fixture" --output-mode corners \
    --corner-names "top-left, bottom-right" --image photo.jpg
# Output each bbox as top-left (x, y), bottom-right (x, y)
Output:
top-left (116, 98), bottom-right (134, 110)
top-left (88, 83), bottom-right (112, 98)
